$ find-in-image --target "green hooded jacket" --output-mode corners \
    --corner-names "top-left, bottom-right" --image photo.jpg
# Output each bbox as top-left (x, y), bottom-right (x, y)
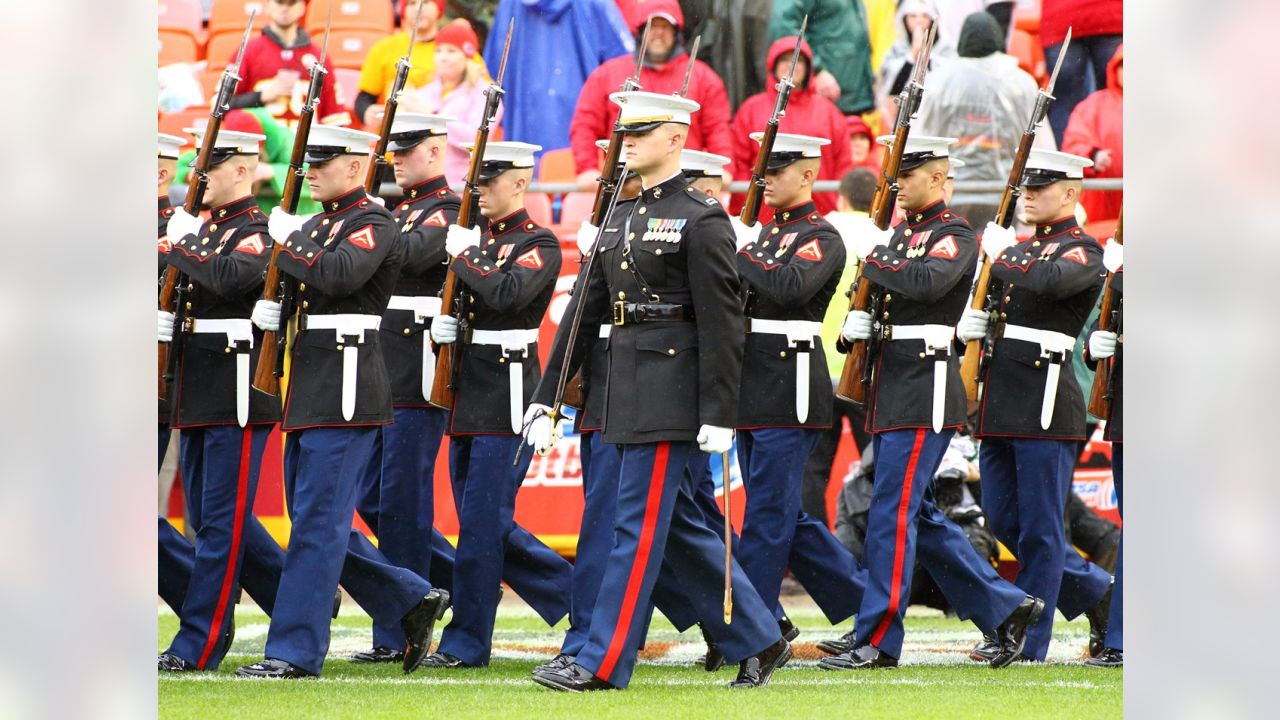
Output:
top-left (768, 0), bottom-right (876, 115)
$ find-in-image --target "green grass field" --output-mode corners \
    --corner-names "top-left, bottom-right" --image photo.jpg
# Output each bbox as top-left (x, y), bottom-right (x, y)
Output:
top-left (158, 597), bottom-right (1122, 719)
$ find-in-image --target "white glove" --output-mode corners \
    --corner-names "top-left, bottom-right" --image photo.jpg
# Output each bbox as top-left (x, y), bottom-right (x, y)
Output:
top-left (840, 310), bottom-right (873, 342)
top-left (980, 222), bottom-right (1017, 260)
top-left (576, 221), bottom-right (600, 257)
top-left (166, 207), bottom-right (201, 241)
top-left (521, 403), bottom-right (559, 456)
top-left (445, 224), bottom-right (481, 257)
top-left (956, 307), bottom-right (989, 343)
top-left (430, 314), bottom-right (459, 344)
top-left (697, 424), bottom-right (734, 455)
top-left (729, 216), bottom-right (758, 251)
top-left (158, 310), bottom-right (176, 343)
top-left (1102, 240), bottom-right (1123, 273)
top-left (830, 214), bottom-right (891, 261)
top-left (268, 207), bottom-right (306, 244)
top-left (251, 300), bottom-right (282, 332)
top-left (1089, 330), bottom-right (1117, 360)
top-left (368, 195), bottom-right (386, 208)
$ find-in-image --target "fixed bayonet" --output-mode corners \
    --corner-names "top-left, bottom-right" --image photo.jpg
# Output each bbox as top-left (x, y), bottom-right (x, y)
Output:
top-left (680, 34), bottom-right (701, 96)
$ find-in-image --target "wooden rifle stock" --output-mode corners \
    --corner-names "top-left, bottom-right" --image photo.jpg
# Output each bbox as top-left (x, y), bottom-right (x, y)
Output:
top-left (740, 122), bottom-right (777, 226)
top-left (1087, 212), bottom-right (1122, 418)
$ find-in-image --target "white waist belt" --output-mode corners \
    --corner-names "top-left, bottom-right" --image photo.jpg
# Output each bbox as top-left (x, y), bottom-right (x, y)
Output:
top-left (469, 327), bottom-right (539, 434)
top-left (748, 317), bottom-right (821, 424)
top-left (386, 295), bottom-right (443, 321)
top-left (599, 324), bottom-right (612, 339)
top-left (887, 324), bottom-right (955, 432)
top-left (189, 317), bottom-right (254, 427)
top-left (303, 313), bottom-right (382, 422)
top-left (1001, 323), bottom-right (1074, 430)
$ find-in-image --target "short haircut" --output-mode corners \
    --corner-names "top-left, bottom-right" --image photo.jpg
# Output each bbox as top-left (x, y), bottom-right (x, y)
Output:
top-left (839, 167), bottom-right (878, 213)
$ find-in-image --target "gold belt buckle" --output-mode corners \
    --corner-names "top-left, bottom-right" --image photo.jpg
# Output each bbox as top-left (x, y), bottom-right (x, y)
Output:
top-left (612, 301), bottom-right (626, 326)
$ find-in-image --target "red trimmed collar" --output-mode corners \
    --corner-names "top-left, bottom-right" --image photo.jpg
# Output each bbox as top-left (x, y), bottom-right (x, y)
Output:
top-left (320, 186), bottom-right (368, 217)
top-left (397, 175), bottom-right (451, 209)
top-left (904, 199), bottom-right (948, 229)
top-left (487, 208), bottom-right (531, 238)
top-left (207, 195), bottom-right (258, 222)
top-left (772, 200), bottom-right (817, 226)
top-left (1033, 215), bottom-right (1081, 240)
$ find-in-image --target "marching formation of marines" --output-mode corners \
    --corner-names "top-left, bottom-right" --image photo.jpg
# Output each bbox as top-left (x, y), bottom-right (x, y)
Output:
top-left (158, 10), bottom-right (1124, 690)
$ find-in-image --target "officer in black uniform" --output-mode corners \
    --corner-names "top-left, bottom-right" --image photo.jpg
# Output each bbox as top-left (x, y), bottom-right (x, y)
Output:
top-left (237, 124), bottom-right (448, 679)
top-left (156, 128), bottom-right (281, 671)
top-left (821, 136), bottom-right (1042, 671)
top-left (955, 147), bottom-right (1111, 663)
top-left (525, 91), bottom-right (787, 692)
top-left (725, 132), bottom-right (869, 635)
top-left (1084, 237), bottom-right (1123, 668)
top-left (419, 140), bottom-right (573, 669)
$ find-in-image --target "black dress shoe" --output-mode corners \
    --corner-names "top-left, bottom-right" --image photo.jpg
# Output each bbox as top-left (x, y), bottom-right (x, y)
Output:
top-left (696, 622), bottom-right (725, 671)
top-left (532, 662), bottom-right (615, 693)
top-left (1085, 585), bottom-right (1112, 658)
top-left (1083, 647), bottom-right (1123, 668)
top-left (351, 646), bottom-right (405, 664)
top-left (778, 615), bottom-right (800, 642)
top-left (417, 652), bottom-right (467, 669)
top-left (401, 589), bottom-right (452, 673)
top-left (818, 643), bottom-right (898, 670)
top-left (534, 653), bottom-right (574, 675)
top-left (970, 633), bottom-right (1000, 662)
top-left (236, 658), bottom-right (317, 679)
top-left (332, 591), bottom-right (343, 619)
top-left (991, 596), bottom-right (1046, 669)
top-left (728, 638), bottom-right (792, 688)
top-left (816, 630), bottom-right (855, 657)
top-left (158, 652), bottom-right (195, 672)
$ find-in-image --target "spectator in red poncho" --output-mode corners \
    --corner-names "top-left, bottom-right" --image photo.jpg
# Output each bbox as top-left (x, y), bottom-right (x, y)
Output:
top-left (1062, 44), bottom-right (1123, 222)
top-left (846, 116), bottom-right (882, 171)
top-left (568, 0), bottom-right (733, 189)
top-left (1040, 0), bottom-right (1123, 145)
top-left (729, 36), bottom-right (852, 219)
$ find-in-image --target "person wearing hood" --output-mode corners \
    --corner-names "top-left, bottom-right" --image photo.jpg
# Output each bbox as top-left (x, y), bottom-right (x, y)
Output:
top-left (1062, 44), bottom-right (1123, 222)
top-left (769, 0), bottom-right (876, 117)
top-left (569, 0), bottom-right (733, 189)
top-left (846, 116), bottom-right (882, 171)
top-left (915, 10), bottom-right (1049, 230)
top-left (483, 0), bottom-right (632, 163)
top-left (729, 36), bottom-right (852, 219)
top-left (876, 0), bottom-right (957, 123)
top-left (1041, 0), bottom-right (1124, 145)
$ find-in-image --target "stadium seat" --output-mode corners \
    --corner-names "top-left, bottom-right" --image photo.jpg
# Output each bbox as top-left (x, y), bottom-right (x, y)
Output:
top-left (1009, 29), bottom-right (1046, 85)
top-left (207, 0), bottom-right (268, 36)
top-left (206, 29), bottom-right (249, 67)
top-left (537, 147), bottom-right (576, 183)
top-left (159, 0), bottom-right (206, 36)
top-left (158, 107), bottom-right (210, 149)
top-left (159, 29), bottom-right (202, 65)
top-left (558, 192), bottom-right (595, 229)
top-left (327, 29), bottom-right (385, 70)
top-left (524, 192), bottom-right (553, 228)
top-left (198, 68), bottom-right (227, 105)
top-left (305, 0), bottom-right (394, 34)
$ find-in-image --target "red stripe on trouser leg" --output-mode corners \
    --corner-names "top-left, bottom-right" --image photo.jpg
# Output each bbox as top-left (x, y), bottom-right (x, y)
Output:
top-left (596, 442), bottom-right (670, 681)
top-left (195, 429), bottom-right (253, 668)
top-left (870, 429), bottom-right (926, 648)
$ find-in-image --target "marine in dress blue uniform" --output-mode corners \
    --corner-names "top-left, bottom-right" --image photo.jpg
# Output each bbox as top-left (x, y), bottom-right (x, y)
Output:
top-left (525, 92), bottom-right (788, 691)
top-left (237, 125), bottom-right (448, 679)
top-left (957, 148), bottom-right (1112, 663)
top-left (156, 129), bottom-right (282, 672)
top-left (822, 137), bottom-right (1043, 671)
top-left (420, 141), bottom-right (573, 669)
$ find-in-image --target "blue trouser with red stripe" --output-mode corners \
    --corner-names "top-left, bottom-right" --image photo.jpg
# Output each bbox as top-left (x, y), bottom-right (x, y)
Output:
top-left (158, 514), bottom-right (284, 617)
top-left (575, 441), bottom-right (780, 689)
top-left (352, 406), bottom-right (448, 649)
top-left (165, 425), bottom-right (270, 669)
top-left (265, 426), bottom-right (433, 675)
top-left (979, 436), bottom-right (1111, 661)
top-left (1104, 444), bottom-right (1123, 651)
top-left (437, 435), bottom-right (573, 666)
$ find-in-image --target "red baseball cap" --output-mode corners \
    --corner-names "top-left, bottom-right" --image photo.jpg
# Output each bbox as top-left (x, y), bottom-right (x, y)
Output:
top-left (435, 18), bottom-right (478, 57)
top-left (624, 0), bottom-right (683, 32)
top-left (398, 0), bottom-right (446, 21)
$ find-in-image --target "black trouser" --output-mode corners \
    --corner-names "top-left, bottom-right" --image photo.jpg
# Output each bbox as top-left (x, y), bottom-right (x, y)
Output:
top-left (800, 396), bottom-right (871, 525)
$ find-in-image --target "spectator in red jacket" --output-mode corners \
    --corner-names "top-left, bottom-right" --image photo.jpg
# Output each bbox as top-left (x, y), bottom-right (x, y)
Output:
top-left (1040, 0), bottom-right (1123, 145)
top-left (568, 0), bottom-right (733, 189)
top-left (846, 115), bottom-right (882, 171)
top-left (1062, 44), bottom-right (1122, 222)
top-left (729, 36), bottom-right (852, 218)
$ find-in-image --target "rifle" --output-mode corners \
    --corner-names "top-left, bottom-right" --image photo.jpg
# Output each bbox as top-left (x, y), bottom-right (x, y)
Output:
top-left (1087, 209), bottom-right (1122, 418)
top-left (559, 18), bottom-right (653, 411)
top-left (252, 7), bottom-right (332, 396)
top-left (364, 0), bottom-right (425, 193)
top-left (158, 11), bottom-right (256, 400)
top-left (429, 18), bottom-right (514, 410)
top-left (959, 28), bottom-right (1073, 403)
top-left (739, 17), bottom-right (807, 228)
top-left (835, 24), bottom-right (935, 403)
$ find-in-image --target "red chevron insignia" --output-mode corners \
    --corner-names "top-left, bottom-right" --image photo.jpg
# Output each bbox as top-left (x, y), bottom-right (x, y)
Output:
top-left (794, 239), bottom-right (823, 262)
top-left (1062, 247), bottom-right (1089, 265)
top-left (423, 209), bottom-right (448, 227)
top-left (516, 248), bottom-right (543, 269)
top-left (233, 233), bottom-right (265, 256)
top-left (348, 225), bottom-right (376, 250)
top-left (928, 236), bottom-right (958, 259)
